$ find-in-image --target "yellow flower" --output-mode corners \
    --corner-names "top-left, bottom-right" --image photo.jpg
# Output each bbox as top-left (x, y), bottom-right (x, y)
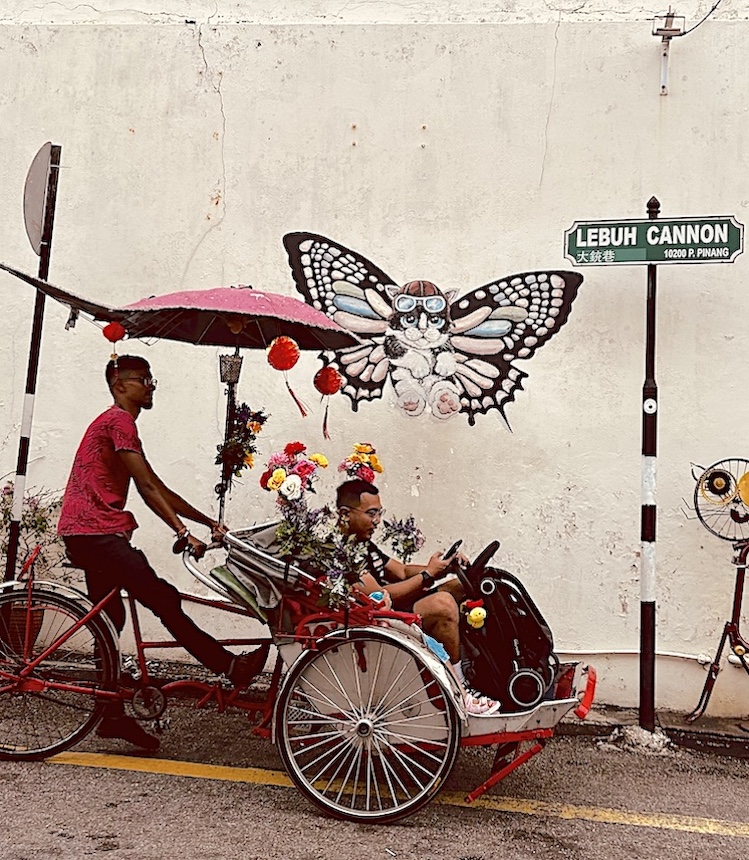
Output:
top-left (354, 443), bottom-right (374, 454)
top-left (310, 453), bottom-right (329, 468)
top-left (243, 453), bottom-right (255, 468)
top-left (268, 468), bottom-right (287, 491)
top-left (369, 454), bottom-right (383, 473)
top-left (348, 453), bottom-right (366, 465)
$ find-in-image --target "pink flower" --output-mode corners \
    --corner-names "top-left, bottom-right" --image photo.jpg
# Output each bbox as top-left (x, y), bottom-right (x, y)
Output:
top-left (292, 460), bottom-right (316, 480)
top-left (268, 452), bottom-right (292, 468)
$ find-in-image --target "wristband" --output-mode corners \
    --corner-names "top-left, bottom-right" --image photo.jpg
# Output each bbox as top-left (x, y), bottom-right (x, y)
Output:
top-left (421, 570), bottom-right (435, 588)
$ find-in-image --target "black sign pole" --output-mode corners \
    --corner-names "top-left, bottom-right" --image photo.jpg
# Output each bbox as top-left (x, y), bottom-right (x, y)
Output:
top-left (4, 145), bottom-right (62, 581)
top-left (639, 195), bottom-right (660, 731)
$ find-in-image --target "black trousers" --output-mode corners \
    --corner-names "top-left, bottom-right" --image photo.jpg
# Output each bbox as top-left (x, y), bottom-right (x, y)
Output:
top-left (64, 534), bottom-right (232, 676)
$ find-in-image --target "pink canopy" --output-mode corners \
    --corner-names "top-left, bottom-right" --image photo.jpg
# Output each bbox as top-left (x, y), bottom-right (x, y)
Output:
top-left (0, 264), bottom-right (359, 351)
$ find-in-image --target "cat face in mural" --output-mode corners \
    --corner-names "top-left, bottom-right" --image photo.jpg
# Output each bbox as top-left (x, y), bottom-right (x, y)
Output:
top-left (283, 232), bottom-right (583, 425)
top-left (386, 280), bottom-right (454, 351)
top-left (694, 458), bottom-right (749, 542)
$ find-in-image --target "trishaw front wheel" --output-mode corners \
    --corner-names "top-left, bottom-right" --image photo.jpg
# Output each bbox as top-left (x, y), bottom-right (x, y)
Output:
top-left (0, 588), bottom-right (118, 760)
top-left (275, 629), bottom-right (461, 823)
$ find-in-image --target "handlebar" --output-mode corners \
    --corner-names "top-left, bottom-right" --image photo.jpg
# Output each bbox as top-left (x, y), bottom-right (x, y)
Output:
top-left (172, 533), bottom-right (226, 556)
top-left (180, 544), bottom-right (235, 601)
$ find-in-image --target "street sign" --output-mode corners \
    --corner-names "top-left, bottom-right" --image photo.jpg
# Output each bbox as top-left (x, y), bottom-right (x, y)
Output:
top-left (565, 216), bottom-right (744, 266)
top-left (23, 142), bottom-right (53, 256)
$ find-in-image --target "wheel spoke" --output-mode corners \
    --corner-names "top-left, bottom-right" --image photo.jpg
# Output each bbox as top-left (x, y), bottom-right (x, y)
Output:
top-left (301, 663), bottom-right (355, 716)
top-left (301, 733), bottom-right (354, 783)
top-left (376, 682), bottom-right (447, 723)
top-left (334, 743), bottom-right (363, 806)
top-left (311, 651), bottom-right (358, 713)
top-left (371, 733), bottom-right (415, 801)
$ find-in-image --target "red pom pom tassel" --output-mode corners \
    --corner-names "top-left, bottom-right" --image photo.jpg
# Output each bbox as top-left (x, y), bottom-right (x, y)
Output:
top-left (314, 365), bottom-right (342, 439)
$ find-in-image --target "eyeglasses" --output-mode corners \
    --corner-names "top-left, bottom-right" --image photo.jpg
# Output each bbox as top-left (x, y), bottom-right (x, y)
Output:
top-left (393, 294), bottom-right (447, 314)
top-left (123, 376), bottom-right (157, 389)
top-left (351, 507), bottom-right (385, 520)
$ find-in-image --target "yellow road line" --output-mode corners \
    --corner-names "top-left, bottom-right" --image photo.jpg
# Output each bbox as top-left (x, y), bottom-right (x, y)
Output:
top-left (50, 751), bottom-right (293, 787)
top-left (49, 752), bottom-right (749, 838)
top-left (434, 792), bottom-right (749, 838)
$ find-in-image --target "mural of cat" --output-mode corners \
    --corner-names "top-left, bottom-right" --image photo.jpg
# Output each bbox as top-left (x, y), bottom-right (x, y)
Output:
top-left (284, 232), bottom-right (583, 425)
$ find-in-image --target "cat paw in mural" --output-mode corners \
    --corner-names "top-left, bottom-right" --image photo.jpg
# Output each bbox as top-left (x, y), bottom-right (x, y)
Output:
top-left (283, 232), bottom-right (583, 426)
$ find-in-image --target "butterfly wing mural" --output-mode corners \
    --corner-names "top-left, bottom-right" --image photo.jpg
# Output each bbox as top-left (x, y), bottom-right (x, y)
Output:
top-left (283, 232), bottom-right (583, 426)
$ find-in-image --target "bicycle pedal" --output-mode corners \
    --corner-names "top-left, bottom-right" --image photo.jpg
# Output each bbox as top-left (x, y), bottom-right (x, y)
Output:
top-left (152, 717), bottom-right (171, 734)
top-left (121, 657), bottom-right (142, 682)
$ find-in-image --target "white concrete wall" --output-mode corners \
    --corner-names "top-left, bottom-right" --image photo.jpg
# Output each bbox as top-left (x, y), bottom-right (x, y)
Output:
top-left (2, 1), bottom-right (749, 714)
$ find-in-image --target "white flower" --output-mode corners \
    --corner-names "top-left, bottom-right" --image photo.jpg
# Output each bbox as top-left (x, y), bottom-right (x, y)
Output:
top-left (279, 474), bottom-right (303, 501)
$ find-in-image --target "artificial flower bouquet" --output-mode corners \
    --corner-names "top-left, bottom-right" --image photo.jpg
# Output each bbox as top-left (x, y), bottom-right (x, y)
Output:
top-left (337, 442), bottom-right (384, 484)
top-left (259, 441), bottom-right (328, 504)
top-left (215, 403), bottom-right (268, 496)
top-left (260, 442), bottom-right (368, 609)
top-left (259, 441), bottom-right (331, 558)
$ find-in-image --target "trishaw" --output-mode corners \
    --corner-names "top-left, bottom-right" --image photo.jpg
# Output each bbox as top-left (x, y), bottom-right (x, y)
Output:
top-left (0, 523), bottom-right (595, 823)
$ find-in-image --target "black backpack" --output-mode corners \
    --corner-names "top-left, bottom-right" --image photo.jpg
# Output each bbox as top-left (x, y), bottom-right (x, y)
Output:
top-left (460, 545), bottom-right (557, 712)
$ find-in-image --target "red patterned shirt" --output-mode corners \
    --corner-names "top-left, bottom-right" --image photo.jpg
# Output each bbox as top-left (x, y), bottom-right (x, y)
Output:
top-left (58, 406), bottom-right (142, 536)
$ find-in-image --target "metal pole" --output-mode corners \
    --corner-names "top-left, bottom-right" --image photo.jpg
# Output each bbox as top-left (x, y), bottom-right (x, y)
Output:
top-left (4, 145), bottom-right (62, 582)
top-left (218, 381), bottom-right (237, 524)
top-left (217, 348), bottom-right (243, 524)
top-left (639, 195), bottom-right (660, 731)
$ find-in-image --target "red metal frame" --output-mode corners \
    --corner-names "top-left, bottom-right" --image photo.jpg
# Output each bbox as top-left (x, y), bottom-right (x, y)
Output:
top-left (688, 540), bottom-right (749, 722)
top-left (4, 548), bottom-right (595, 804)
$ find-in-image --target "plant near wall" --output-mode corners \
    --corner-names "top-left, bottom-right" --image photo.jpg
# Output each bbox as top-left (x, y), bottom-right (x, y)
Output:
top-left (380, 515), bottom-right (426, 564)
top-left (1, 481), bottom-right (68, 579)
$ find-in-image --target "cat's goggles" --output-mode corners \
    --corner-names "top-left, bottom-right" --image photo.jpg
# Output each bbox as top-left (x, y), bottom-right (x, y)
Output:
top-left (393, 294), bottom-right (447, 313)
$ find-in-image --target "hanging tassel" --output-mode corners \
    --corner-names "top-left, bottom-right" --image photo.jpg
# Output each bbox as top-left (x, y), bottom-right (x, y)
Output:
top-left (313, 366), bottom-right (343, 440)
top-left (267, 336), bottom-right (307, 417)
top-left (285, 375), bottom-right (309, 417)
top-left (103, 322), bottom-right (127, 375)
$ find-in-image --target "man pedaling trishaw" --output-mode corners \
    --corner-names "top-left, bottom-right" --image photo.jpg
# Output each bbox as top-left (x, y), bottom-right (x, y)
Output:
top-left (55, 352), bottom-right (576, 757)
top-left (57, 355), bottom-right (265, 750)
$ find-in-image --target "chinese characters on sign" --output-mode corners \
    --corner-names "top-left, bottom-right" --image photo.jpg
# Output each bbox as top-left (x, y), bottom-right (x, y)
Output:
top-left (564, 217), bottom-right (744, 266)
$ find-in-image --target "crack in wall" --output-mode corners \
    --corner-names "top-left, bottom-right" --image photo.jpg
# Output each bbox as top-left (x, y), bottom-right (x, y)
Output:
top-left (538, 13), bottom-right (560, 189)
top-left (4, 4), bottom-right (185, 24)
top-left (181, 8), bottom-right (229, 287)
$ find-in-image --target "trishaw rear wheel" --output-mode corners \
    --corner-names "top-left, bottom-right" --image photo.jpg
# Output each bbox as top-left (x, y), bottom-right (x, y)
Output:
top-left (0, 588), bottom-right (118, 760)
top-left (276, 630), bottom-right (461, 823)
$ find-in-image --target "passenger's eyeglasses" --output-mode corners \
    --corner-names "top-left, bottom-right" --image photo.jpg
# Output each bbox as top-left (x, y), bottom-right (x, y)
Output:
top-left (123, 376), bottom-right (157, 389)
top-left (393, 294), bottom-right (446, 314)
top-left (353, 507), bottom-right (385, 520)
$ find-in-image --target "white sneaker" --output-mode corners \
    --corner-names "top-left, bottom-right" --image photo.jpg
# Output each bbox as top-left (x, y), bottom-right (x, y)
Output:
top-left (464, 688), bottom-right (501, 717)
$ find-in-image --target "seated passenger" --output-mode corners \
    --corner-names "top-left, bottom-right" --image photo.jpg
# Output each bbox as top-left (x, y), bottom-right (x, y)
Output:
top-left (336, 478), bottom-right (500, 716)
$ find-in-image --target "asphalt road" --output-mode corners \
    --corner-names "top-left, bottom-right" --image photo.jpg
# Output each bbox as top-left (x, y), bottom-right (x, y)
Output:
top-left (2, 701), bottom-right (749, 860)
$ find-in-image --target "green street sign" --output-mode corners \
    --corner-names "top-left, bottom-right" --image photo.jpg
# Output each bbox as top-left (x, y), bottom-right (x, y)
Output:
top-left (565, 216), bottom-right (744, 265)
